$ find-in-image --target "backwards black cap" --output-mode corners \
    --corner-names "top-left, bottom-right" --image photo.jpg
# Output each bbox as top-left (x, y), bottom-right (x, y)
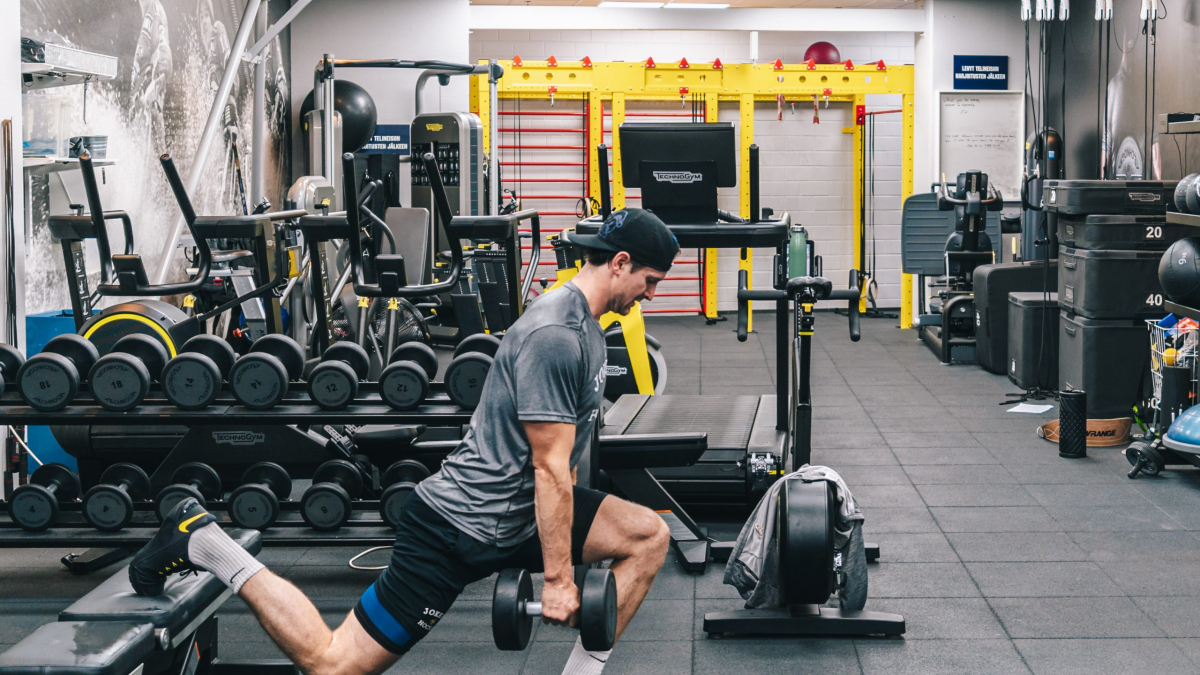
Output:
top-left (569, 208), bottom-right (679, 272)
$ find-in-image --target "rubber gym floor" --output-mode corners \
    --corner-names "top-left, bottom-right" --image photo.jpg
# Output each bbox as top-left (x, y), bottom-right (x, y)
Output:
top-left (4, 313), bottom-right (1200, 674)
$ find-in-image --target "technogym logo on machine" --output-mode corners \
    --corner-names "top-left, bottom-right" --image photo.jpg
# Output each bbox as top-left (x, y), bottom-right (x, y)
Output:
top-left (652, 171), bottom-right (703, 184)
top-left (212, 431), bottom-right (266, 446)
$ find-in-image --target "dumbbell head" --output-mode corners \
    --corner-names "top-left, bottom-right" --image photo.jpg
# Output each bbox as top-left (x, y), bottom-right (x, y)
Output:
top-left (301, 459), bottom-right (364, 531)
top-left (578, 568), bottom-right (618, 651)
top-left (492, 568), bottom-right (536, 650)
top-left (0, 344), bottom-right (26, 398)
top-left (83, 462), bottom-right (150, 532)
top-left (17, 334), bottom-right (99, 411)
top-left (445, 351), bottom-right (493, 410)
top-left (10, 463), bottom-right (80, 532)
top-left (155, 462), bottom-right (222, 522)
top-left (379, 459), bottom-right (430, 529)
top-left (307, 342), bottom-right (370, 410)
top-left (229, 462), bottom-right (292, 530)
top-left (229, 334), bottom-right (305, 409)
top-left (379, 342), bottom-right (439, 410)
top-left (89, 334), bottom-right (170, 412)
top-left (454, 334), bottom-right (501, 360)
top-left (161, 335), bottom-right (238, 410)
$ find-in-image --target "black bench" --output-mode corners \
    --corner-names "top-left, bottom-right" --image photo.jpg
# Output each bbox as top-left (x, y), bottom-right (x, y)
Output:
top-left (0, 529), bottom-right (290, 675)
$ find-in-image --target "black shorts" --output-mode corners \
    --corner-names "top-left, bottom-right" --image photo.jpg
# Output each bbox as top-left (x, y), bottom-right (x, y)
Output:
top-left (353, 486), bottom-right (609, 655)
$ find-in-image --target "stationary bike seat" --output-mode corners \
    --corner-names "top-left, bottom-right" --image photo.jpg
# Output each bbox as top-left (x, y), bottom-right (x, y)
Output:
top-left (785, 276), bottom-right (833, 299)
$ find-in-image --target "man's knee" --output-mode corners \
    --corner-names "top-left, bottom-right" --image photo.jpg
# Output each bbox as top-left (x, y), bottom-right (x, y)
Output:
top-left (628, 505), bottom-right (670, 561)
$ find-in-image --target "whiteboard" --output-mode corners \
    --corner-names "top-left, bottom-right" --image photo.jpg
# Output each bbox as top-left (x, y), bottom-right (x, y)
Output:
top-left (937, 91), bottom-right (1025, 202)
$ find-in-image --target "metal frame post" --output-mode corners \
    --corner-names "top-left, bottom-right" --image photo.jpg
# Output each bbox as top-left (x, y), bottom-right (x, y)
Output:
top-left (739, 93), bottom-right (755, 333)
top-left (152, 0), bottom-right (263, 285)
top-left (900, 92), bottom-right (916, 328)
top-left (611, 93), bottom-right (626, 210)
top-left (704, 91), bottom-right (720, 320)
top-left (250, 5), bottom-right (267, 207)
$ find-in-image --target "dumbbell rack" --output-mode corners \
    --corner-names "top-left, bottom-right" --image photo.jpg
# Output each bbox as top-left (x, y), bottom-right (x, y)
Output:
top-left (0, 386), bottom-right (473, 570)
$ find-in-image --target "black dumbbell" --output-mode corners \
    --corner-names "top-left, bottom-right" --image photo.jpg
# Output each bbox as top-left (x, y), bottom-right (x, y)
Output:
top-left (492, 567), bottom-right (618, 651)
top-left (161, 335), bottom-right (238, 410)
top-left (228, 334), bottom-right (305, 410)
top-left (16, 334), bottom-right (99, 411)
top-left (0, 344), bottom-right (26, 398)
top-left (307, 342), bottom-right (370, 410)
top-left (155, 462), bottom-right (223, 522)
top-left (82, 463), bottom-right (151, 532)
top-left (9, 463), bottom-right (80, 531)
top-left (301, 459), bottom-right (364, 531)
top-left (229, 462), bottom-right (292, 530)
top-left (378, 459), bottom-right (431, 529)
top-left (446, 334), bottom-right (501, 410)
top-left (88, 334), bottom-right (170, 412)
top-left (379, 342), bottom-right (439, 410)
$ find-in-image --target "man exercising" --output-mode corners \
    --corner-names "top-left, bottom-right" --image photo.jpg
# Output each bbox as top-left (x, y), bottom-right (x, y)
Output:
top-left (128, 208), bottom-right (680, 675)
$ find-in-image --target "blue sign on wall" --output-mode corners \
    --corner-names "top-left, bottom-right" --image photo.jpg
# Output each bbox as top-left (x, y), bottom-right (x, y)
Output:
top-left (953, 55), bottom-right (1008, 90)
top-left (361, 124), bottom-right (411, 155)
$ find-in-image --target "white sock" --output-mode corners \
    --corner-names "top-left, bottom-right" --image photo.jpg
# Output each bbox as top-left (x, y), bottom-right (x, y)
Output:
top-left (561, 636), bottom-right (612, 675)
top-left (187, 522), bottom-right (265, 594)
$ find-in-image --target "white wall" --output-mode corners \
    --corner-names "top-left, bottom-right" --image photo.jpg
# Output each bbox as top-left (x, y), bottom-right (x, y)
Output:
top-left (289, 0), bottom-right (471, 185)
top-left (1, 0), bottom-right (23, 349)
top-left (472, 29), bottom-right (913, 312)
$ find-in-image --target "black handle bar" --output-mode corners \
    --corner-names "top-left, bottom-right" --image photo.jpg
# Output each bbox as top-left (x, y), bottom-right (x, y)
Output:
top-left (736, 270), bottom-right (861, 343)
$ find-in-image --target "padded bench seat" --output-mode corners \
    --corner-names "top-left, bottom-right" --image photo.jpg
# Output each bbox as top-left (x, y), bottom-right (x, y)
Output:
top-left (59, 529), bottom-right (260, 644)
top-left (0, 622), bottom-right (154, 675)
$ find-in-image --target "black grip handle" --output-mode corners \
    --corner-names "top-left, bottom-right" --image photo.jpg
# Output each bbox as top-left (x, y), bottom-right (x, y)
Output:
top-left (845, 270), bottom-right (861, 342)
top-left (736, 269), bottom-right (749, 342)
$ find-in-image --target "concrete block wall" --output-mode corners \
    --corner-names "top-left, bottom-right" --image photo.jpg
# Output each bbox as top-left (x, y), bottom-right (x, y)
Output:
top-left (472, 29), bottom-right (914, 311)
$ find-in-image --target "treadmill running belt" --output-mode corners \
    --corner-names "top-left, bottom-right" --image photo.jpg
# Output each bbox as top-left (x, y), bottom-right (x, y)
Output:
top-left (625, 396), bottom-right (759, 451)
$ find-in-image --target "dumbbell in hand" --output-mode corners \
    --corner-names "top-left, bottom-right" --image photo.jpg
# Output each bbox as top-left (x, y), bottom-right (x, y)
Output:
top-left (301, 459), bottom-right (364, 531)
top-left (88, 334), bottom-right (169, 412)
top-left (446, 334), bottom-right (501, 410)
top-left (228, 334), bottom-right (305, 410)
top-left (307, 342), bottom-right (370, 410)
top-left (17, 334), bottom-right (99, 411)
top-left (0, 344), bottom-right (25, 398)
top-left (82, 463), bottom-right (151, 532)
top-left (9, 463), bottom-right (80, 531)
top-left (378, 459), bottom-right (431, 529)
top-left (155, 462), bottom-right (222, 522)
top-left (492, 567), bottom-right (618, 651)
top-left (161, 335), bottom-right (237, 410)
top-left (229, 462), bottom-right (292, 530)
top-left (379, 342), bottom-right (439, 410)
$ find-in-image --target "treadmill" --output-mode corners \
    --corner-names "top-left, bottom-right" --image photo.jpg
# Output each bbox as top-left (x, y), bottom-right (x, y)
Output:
top-left (578, 124), bottom-right (793, 518)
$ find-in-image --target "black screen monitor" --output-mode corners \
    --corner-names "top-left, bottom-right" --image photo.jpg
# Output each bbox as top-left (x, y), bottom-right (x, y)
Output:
top-left (618, 123), bottom-right (737, 188)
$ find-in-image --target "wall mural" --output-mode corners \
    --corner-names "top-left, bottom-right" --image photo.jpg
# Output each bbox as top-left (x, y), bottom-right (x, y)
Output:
top-left (21, 0), bottom-right (290, 314)
top-left (1041, 0), bottom-right (1200, 180)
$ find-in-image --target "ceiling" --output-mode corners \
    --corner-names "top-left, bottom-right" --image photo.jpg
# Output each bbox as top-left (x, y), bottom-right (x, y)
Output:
top-left (469, 1), bottom-right (921, 7)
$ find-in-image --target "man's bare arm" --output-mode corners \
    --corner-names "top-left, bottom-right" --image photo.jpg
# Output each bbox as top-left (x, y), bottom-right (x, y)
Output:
top-left (526, 421), bottom-right (579, 625)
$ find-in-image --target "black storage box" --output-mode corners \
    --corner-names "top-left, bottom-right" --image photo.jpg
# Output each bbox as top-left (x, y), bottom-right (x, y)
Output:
top-left (973, 261), bottom-right (1058, 375)
top-left (1058, 247), bottom-right (1165, 319)
top-left (1057, 214), bottom-right (1186, 251)
top-left (1044, 180), bottom-right (1178, 215)
top-left (1058, 311), bottom-right (1150, 418)
top-left (1008, 292), bottom-right (1059, 389)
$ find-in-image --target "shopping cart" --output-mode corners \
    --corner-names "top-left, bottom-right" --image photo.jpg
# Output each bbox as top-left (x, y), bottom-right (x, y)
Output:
top-left (1127, 317), bottom-right (1199, 478)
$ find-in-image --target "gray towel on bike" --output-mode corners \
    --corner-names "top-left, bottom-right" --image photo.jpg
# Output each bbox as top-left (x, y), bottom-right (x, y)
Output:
top-left (723, 465), bottom-right (866, 610)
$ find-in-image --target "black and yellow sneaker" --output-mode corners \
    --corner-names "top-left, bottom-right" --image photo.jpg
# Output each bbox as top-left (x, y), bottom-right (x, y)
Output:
top-left (128, 497), bottom-right (215, 596)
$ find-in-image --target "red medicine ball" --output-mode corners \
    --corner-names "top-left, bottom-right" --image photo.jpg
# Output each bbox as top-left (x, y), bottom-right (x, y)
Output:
top-left (804, 41), bottom-right (841, 65)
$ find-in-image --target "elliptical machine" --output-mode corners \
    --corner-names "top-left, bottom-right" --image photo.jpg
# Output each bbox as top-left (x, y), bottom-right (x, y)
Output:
top-left (915, 171), bottom-right (1003, 364)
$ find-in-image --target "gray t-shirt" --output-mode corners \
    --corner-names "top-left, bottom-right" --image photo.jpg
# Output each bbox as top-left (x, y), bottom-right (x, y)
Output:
top-left (416, 282), bottom-right (607, 546)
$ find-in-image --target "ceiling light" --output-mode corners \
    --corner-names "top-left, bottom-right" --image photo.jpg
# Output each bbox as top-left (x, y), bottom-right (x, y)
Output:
top-left (664, 3), bottom-right (730, 7)
top-left (597, 2), bottom-right (665, 7)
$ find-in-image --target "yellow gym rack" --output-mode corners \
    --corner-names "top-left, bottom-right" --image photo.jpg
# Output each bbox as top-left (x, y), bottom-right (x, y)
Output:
top-left (472, 58), bottom-right (916, 328)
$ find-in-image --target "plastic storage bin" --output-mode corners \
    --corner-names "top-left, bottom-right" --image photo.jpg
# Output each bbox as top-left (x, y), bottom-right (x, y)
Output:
top-left (1043, 180), bottom-right (1177, 216)
top-left (1008, 292), bottom-right (1059, 390)
top-left (1058, 311), bottom-right (1151, 418)
top-left (1058, 247), bottom-right (1165, 319)
top-left (1057, 215), bottom-right (1185, 251)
